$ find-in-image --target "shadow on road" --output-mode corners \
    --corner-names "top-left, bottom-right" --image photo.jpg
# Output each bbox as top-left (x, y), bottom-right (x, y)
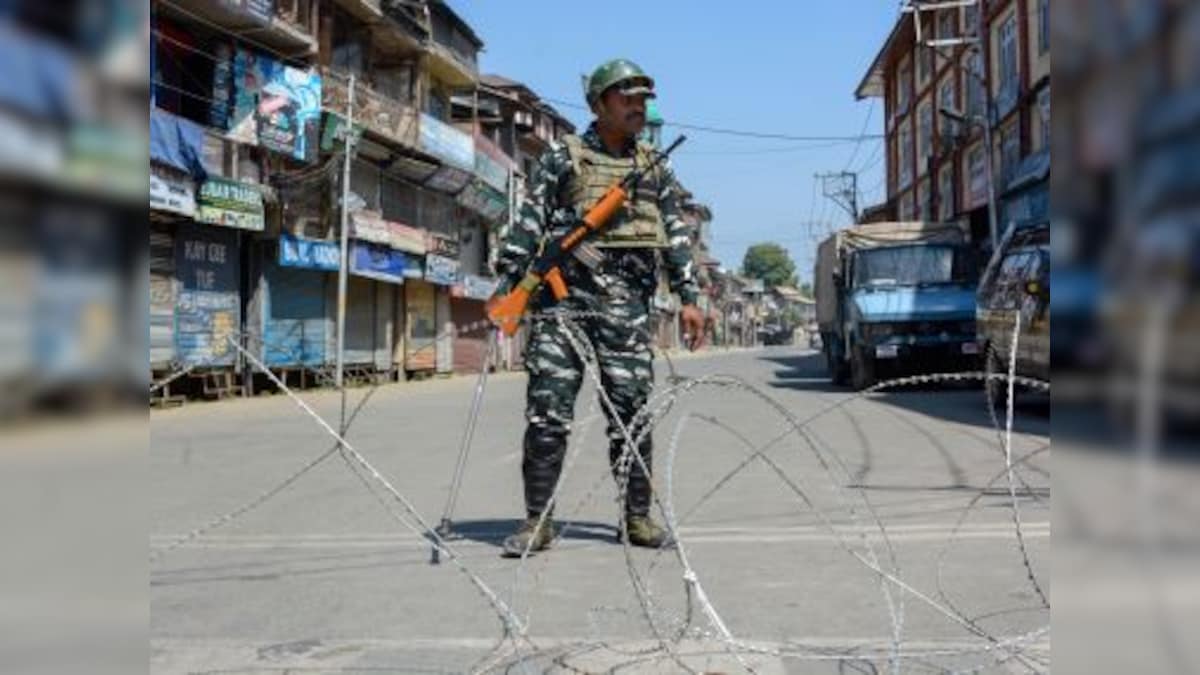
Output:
top-left (443, 518), bottom-right (619, 549)
top-left (760, 350), bottom-right (1050, 436)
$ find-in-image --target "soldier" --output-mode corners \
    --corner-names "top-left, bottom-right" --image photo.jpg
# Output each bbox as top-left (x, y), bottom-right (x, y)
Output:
top-left (491, 59), bottom-right (705, 557)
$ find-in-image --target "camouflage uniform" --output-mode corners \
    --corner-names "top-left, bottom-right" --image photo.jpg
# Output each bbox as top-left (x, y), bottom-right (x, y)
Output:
top-left (496, 124), bottom-right (698, 518)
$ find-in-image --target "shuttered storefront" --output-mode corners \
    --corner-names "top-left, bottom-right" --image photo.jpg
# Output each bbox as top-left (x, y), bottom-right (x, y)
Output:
top-left (342, 275), bottom-right (376, 366)
top-left (149, 224), bottom-right (176, 369)
top-left (451, 296), bottom-right (487, 374)
top-left (263, 260), bottom-right (327, 367)
top-left (174, 223), bottom-right (239, 367)
top-left (404, 279), bottom-right (437, 372)
top-left (373, 282), bottom-right (394, 373)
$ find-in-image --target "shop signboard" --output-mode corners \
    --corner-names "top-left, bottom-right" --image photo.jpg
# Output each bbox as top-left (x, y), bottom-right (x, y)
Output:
top-left (278, 233), bottom-right (340, 271)
top-left (150, 165), bottom-right (196, 217)
top-left (424, 254), bottom-right (459, 286)
top-left (196, 177), bottom-right (264, 231)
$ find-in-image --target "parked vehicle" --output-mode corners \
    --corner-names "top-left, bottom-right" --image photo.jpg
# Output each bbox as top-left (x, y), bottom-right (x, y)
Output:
top-left (815, 221), bottom-right (979, 389)
top-left (976, 221), bottom-right (1050, 404)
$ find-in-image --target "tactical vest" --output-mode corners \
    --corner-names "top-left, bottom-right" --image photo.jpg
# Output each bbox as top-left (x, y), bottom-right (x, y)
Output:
top-left (561, 135), bottom-right (668, 248)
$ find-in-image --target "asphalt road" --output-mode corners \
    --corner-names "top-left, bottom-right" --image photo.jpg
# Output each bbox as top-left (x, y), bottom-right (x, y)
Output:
top-left (150, 346), bottom-right (1051, 674)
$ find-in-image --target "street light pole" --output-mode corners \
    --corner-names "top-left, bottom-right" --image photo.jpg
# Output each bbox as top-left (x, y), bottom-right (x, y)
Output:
top-left (335, 75), bottom-right (356, 391)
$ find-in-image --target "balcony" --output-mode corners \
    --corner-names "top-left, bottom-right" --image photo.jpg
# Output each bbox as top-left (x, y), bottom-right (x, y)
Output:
top-left (426, 7), bottom-right (479, 87)
top-left (159, 0), bottom-right (318, 58)
top-left (426, 40), bottom-right (478, 88)
top-left (323, 69), bottom-right (420, 152)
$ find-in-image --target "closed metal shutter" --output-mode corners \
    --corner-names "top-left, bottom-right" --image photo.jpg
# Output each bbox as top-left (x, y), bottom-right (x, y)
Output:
top-left (149, 227), bottom-right (175, 368)
top-left (263, 261), bottom-right (327, 367)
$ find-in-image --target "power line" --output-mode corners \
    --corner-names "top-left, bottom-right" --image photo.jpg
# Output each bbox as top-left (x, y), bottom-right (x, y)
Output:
top-left (539, 95), bottom-right (887, 143)
top-left (841, 98), bottom-right (876, 172)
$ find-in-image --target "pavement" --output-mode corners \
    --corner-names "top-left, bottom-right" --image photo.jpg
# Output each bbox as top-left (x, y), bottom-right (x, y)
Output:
top-left (150, 346), bottom-right (1051, 674)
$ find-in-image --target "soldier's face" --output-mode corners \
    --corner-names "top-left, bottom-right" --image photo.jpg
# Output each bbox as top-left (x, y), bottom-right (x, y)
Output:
top-left (599, 90), bottom-right (647, 138)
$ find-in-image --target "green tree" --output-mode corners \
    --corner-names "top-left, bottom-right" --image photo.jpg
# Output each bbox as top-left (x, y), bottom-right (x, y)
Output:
top-left (741, 243), bottom-right (797, 287)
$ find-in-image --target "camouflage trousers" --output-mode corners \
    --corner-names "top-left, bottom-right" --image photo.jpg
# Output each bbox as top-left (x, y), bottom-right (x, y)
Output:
top-left (521, 251), bottom-right (658, 518)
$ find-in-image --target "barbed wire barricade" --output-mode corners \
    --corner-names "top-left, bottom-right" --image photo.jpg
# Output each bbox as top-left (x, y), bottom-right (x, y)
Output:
top-left (150, 307), bottom-right (1050, 674)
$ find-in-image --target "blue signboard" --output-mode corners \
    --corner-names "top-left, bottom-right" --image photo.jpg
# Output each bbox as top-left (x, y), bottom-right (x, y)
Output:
top-left (175, 223), bottom-right (240, 366)
top-left (351, 241), bottom-right (408, 284)
top-left (419, 113), bottom-right (474, 172)
top-left (279, 233), bottom-right (340, 270)
top-left (424, 253), bottom-right (460, 286)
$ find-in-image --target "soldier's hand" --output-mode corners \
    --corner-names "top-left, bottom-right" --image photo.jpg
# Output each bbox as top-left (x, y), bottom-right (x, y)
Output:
top-left (681, 304), bottom-right (706, 351)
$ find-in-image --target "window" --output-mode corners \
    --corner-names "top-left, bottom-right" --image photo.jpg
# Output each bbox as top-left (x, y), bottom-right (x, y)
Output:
top-left (1038, 0), bottom-right (1050, 54)
top-left (999, 124), bottom-right (1020, 186)
top-left (938, 77), bottom-right (959, 141)
top-left (854, 245), bottom-right (957, 286)
top-left (964, 52), bottom-right (985, 116)
top-left (898, 119), bottom-right (913, 189)
top-left (896, 58), bottom-right (912, 114)
top-left (965, 143), bottom-right (987, 208)
top-left (964, 4), bottom-right (979, 36)
top-left (917, 101), bottom-right (933, 170)
top-left (938, 9), bottom-right (958, 40)
top-left (917, 46), bottom-right (933, 87)
top-left (899, 192), bottom-right (915, 221)
top-left (1037, 88), bottom-right (1051, 150)
top-left (938, 164), bottom-right (955, 221)
top-left (918, 179), bottom-right (932, 221)
top-left (996, 12), bottom-right (1020, 115)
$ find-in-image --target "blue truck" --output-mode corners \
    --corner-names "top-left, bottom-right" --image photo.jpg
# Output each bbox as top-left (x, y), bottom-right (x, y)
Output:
top-left (814, 221), bottom-right (980, 389)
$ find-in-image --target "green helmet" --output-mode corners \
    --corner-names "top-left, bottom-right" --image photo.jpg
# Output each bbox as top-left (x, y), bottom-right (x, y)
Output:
top-left (584, 58), bottom-right (656, 106)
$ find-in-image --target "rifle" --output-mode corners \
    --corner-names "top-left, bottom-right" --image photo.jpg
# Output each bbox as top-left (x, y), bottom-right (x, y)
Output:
top-left (487, 134), bottom-right (687, 336)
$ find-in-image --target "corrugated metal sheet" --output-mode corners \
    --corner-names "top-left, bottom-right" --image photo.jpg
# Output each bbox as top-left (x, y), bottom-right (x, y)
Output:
top-left (263, 261), bottom-right (327, 367)
top-left (404, 280), bottom-right (436, 371)
top-left (149, 227), bottom-right (175, 368)
top-left (435, 287), bottom-right (452, 373)
top-left (451, 296), bottom-right (486, 374)
top-left (343, 275), bottom-right (375, 365)
top-left (374, 282), bottom-right (393, 371)
top-left (174, 223), bottom-right (239, 367)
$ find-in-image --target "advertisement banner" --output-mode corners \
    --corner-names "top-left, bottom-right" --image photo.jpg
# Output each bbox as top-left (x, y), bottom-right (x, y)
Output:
top-left (278, 233), bottom-right (340, 271)
top-left (427, 232), bottom-right (461, 259)
top-left (228, 48), bottom-right (322, 162)
top-left (424, 254), bottom-right (460, 286)
top-left (350, 210), bottom-right (393, 245)
top-left (419, 113), bottom-right (474, 171)
top-left (351, 241), bottom-right (408, 284)
top-left (320, 112), bottom-right (364, 152)
top-left (196, 177), bottom-right (264, 231)
top-left (389, 222), bottom-right (428, 255)
top-left (175, 223), bottom-right (239, 366)
top-left (150, 165), bottom-right (196, 216)
top-left (474, 149), bottom-right (508, 193)
top-left (458, 274), bottom-right (498, 301)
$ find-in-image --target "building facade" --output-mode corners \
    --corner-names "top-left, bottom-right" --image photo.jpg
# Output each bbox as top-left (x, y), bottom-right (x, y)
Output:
top-left (149, 0), bottom-right (520, 398)
top-left (855, 0), bottom-right (1050, 253)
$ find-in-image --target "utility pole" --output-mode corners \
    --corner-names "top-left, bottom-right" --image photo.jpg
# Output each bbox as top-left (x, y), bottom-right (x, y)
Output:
top-left (335, 75), bottom-right (356, 391)
top-left (816, 171), bottom-right (859, 222)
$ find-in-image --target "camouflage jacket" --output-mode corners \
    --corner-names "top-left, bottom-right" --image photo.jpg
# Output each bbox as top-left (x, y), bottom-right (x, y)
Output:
top-left (494, 124), bottom-right (699, 306)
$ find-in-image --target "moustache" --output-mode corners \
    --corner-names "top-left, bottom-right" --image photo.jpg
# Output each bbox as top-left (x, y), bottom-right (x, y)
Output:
top-left (626, 112), bottom-right (645, 122)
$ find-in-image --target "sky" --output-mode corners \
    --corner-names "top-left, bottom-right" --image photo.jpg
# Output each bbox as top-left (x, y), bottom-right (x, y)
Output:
top-left (450, 1), bottom-right (900, 284)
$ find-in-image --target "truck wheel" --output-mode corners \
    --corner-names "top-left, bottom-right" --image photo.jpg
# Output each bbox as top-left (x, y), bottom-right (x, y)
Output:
top-left (850, 346), bottom-right (876, 391)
